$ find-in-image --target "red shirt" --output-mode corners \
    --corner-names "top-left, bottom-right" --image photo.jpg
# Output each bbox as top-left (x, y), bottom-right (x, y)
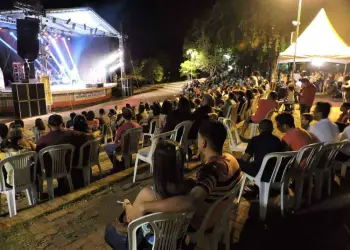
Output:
top-left (300, 83), bottom-right (316, 107)
top-left (251, 99), bottom-right (278, 123)
top-left (114, 121), bottom-right (141, 148)
top-left (282, 128), bottom-right (314, 151)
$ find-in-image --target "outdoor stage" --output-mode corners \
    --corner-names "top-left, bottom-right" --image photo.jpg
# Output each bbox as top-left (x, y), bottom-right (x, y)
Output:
top-left (0, 83), bottom-right (117, 113)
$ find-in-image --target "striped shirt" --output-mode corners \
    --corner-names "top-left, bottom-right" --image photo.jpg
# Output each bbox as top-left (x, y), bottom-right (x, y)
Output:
top-left (196, 153), bottom-right (241, 203)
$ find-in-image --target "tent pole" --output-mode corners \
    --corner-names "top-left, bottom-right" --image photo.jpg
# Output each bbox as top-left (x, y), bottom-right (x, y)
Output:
top-left (345, 63), bottom-right (348, 74)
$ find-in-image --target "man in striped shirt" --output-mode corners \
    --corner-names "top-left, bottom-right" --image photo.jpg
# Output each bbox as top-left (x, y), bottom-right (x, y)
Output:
top-left (126, 119), bottom-right (241, 230)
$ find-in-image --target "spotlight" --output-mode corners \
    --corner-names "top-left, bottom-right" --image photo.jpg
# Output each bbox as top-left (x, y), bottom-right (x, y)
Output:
top-left (10, 31), bottom-right (14, 36)
top-left (67, 37), bottom-right (71, 41)
top-left (66, 18), bottom-right (71, 25)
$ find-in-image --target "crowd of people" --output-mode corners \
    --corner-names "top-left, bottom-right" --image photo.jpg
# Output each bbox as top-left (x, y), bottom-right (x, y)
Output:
top-left (2, 70), bottom-right (350, 249)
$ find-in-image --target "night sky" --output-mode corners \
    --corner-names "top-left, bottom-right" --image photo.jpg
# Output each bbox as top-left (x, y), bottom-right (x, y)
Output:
top-left (1, 0), bottom-right (350, 78)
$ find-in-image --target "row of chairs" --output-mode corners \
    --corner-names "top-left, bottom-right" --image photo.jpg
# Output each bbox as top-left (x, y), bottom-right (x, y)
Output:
top-left (0, 138), bottom-right (102, 217)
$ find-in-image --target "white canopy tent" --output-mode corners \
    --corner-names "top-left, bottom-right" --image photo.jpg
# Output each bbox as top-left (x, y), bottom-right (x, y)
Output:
top-left (279, 8), bottom-right (350, 65)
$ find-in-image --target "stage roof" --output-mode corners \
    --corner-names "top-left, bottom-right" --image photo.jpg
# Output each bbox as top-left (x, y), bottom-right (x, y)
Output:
top-left (279, 8), bottom-right (350, 64)
top-left (0, 7), bottom-right (120, 38)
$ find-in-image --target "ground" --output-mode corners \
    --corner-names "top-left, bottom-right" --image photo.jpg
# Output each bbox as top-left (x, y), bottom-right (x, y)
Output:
top-left (0, 84), bottom-right (349, 250)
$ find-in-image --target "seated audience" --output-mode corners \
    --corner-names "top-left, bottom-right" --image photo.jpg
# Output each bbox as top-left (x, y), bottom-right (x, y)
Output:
top-left (32, 118), bottom-right (46, 143)
top-left (99, 108), bottom-right (110, 126)
top-left (66, 112), bottom-right (76, 128)
top-left (82, 111), bottom-right (88, 118)
top-left (105, 140), bottom-right (190, 250)
top-left (9, 125), bottom-right (35, 151)
top-left (309, 102), bottom-right (339, 144)
top-left (87, 111), bottom-right (100, 131)
top-left (238, 119), bottom-right (283, 181)
top-left (241, 91), bottom-right (278, 135)
top-left (301, 113), bottom-right (313, 131)
top-left (275, 113), bottom-right (316, 151)
top-left (337, 102), bottom-right (350, 124)
top-left (220, 92), bottom-right (236, 118)
top-left (73, 115), bottom-right (101, 138)
top-left (125, 120), bottom-right (242, 233)
top-left (163, 97), bottom-right (192, 133)
top-left (159, 100), bottom-right (173, 132)
top-left (136, 104), bottom-right (149, 122)
top-left (105, 108), bottom-right (141, 167)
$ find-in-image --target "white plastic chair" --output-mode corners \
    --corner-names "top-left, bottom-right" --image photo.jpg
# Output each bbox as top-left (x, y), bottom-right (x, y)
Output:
top-left (247, 109), bottom-right (275, 139)
top-left (114, 127), bottom-right (143, 170)
top-left (287, 142), bottom-right (324, 210)
top-left (237, 151), bottom-right (297, 221)
top-left (76, 137), bottom-right (103, 186)
top-left (222, 118), bottom-right (247, 153)
top-left (238, 101), bottom-right (248, 121)
top-left (101, 124), bottom-right (113, 144)
top-left (314, 140), bottom-right (348, 200)
top-left (38, 144), bottom-right (75, 200)
top-left (141, 119), bottom-right (156, 147)
top-left (188, 176), bottom-right (244, 250)
top-left (0, 151), bottom-right (37, 217)
top-left (128, 212), bottom-right (193, 250)
top-left (171, 120), bottom-right (193, 163)
top-left (133, 130), bottom-right (176, 183)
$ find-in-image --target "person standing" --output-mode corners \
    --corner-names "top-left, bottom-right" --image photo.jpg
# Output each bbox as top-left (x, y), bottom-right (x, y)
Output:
top-left (299, 78), bottom-right (316, 116)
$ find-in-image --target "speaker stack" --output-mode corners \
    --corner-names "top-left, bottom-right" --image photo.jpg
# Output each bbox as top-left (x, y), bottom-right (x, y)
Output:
top-left (113, 79), bottom-right (133, 97)
top-left (12, 83), bottom-right (47, 118)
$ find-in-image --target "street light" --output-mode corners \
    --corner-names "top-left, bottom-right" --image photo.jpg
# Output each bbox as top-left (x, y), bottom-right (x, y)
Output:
top-left (186, 49), bottom-right (196, 81)
top-left (292, 0), bottom-right (303, 81)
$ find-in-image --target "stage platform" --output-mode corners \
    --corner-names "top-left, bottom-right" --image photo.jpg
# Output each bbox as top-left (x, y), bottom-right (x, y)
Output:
top-left (0, 83), bottom-right (118, 113)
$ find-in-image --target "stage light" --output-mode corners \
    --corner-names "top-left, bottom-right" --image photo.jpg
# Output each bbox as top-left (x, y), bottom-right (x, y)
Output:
top-left (98, 50), bottom-right (123, 68)
top-left (66, 19), bottom-right (71, 25)
top-left (10, 32), bottom-right (17, 40)
top-left (108, 63), bottom-right (123, 73)
top-left (312, 58), bottom-right (325, 67)
top-left (0, 37), bottom-right (17, 53)
top-left (49, 36), bottom-right (71, 73)
top-left (63, 37), bottom-right (80, 80)
top-left (67, 37), bottom-right (71, 41)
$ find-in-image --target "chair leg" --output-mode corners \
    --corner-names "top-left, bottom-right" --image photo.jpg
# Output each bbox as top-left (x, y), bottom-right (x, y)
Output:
top-left (6, 190), bottom-right (17, 217)
top-left (82, 168), bottom-right (90, 186)
top-left (314, 172), bottom-right (323, 200)
top-left (97, 163), bottom-right (103, 178)
top-left (224, 224), bottom-right (231, 250)
top-left (123, 154), bottom-right (131, 169)
top-left (294, 178), bottom-right (304, 211)
top-left (237, 175), bottom-right (247, 203)
top-left (341, 164), bottom-right (347, 178)
top-left (133, 156), bottom-right (139, 183)
top-left (141, 134), bottom-right (145, 148)
top-left (259, 183), bottom-right (270, 221)
top-left (47, 178), bottom-right (55, 200)
top-left (280, 183), bottom-right (285, 217)
top-left (67, 174), bottom-right (74, 192)
top-left (25, 188), bottom-right (35, 206)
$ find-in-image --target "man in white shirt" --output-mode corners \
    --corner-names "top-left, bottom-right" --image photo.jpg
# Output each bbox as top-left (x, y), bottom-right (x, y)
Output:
top-left (309, 102), bottom-right (339, 144)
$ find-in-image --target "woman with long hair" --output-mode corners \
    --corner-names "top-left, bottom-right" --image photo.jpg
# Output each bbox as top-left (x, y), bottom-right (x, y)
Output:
top-left (32, 118), bottom-right (46, 143)
top-left (104, 140), bottom-right (190, 250)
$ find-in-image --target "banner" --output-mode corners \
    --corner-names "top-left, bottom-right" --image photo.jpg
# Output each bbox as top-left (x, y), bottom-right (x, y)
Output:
top-left (41, 76), bottom-right (53, 105)
top-left (74, 90), bottom-right (105, 101)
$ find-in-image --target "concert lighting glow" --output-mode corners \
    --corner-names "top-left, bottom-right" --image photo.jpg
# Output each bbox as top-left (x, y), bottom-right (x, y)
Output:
top-left (62, 37), bottom-right (81, 81)
top-left (0, 37), bottom-right (17, 53)
top-left (108, 63), bottom-right (123, 73)
top-left (49, 36), bottom-right (71, 74)
top-left (98, 50), bottom-right (123, 68)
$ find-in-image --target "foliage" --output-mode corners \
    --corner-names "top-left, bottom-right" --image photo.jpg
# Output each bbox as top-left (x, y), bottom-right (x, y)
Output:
top-left (139, 58), bottom-right (164, 83)
top-left (180, 60), bottom-right (198, 78)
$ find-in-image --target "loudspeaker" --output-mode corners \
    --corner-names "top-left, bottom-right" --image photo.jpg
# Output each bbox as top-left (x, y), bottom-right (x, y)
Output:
top-left (17, 18), bottom-right (40, 62)
top-left (112, 79), bottom-right (133, 97)
top-left (12, 83), bottom-right (47, 118)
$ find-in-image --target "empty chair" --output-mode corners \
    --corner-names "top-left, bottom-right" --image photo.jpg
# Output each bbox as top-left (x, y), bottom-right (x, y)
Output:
top-left (0, 151), bottom-right (37, 217)
top-left (188, 176), bottom-right (244, 250)
top-left (171, 120), bottom-right (193, 163)
top-left (114, 127), bottom-right (143, 170)
top-left (133, 130), bottom-right (176, 183)
top-left (38, 144), bottom-right (75, 200)
top-left (141, 119), bottom-right (156, 147)
top-left (222, 118), bottom-right (247, 153)
top-left (128, 212), bottom-right (193, 250)
top-left (287, 142), bottom-right (324, 210)
top-left (314, 140), bottom-right (348, 200)
top-left (237, 151), bottom-right (297, 221)
top-left (76, 137), bottom-right (103, 186)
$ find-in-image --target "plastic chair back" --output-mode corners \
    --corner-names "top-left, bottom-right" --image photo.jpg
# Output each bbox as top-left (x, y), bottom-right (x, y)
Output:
top-left (128, 212), bottom-right (194, 250)
top-left (225, 105), bottom-right (232, 118)
top-left (172, 120), bottom-right (193, 146)
top-left (148, 131), bottom-right (176, 158)
top-left (121, 127), bottom-right (143, 155)
top-left (318, 140), bottom-right (348, 170)
top-left (256, 151), bottom-right (297, 184)
top-left (148, 119), bottom-right (157, 134)
top-left (294, 142), bottom-right (324, 172)
top-left (0, 151), bottom-right (37, 192)
top-left (78, 137), bottom-right (102, 168)
top-left (238, 101), bottom-right (248, 120)
top-left (38, 144), bottom-right (75, 179)
top-left (223, 118), bottom-right (242, 146)
top-left (231, 104), bottom-right (239, 125)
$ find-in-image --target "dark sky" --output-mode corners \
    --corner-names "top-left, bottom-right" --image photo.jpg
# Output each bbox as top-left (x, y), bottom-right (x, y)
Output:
top-left (1, 0), bottom-right (350, 77)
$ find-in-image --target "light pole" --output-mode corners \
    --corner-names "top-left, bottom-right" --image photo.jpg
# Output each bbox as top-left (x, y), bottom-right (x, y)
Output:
top-left (292, 0), bottom-right (303, 81)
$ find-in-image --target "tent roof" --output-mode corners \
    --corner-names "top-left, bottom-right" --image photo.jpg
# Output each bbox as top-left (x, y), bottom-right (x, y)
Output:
top-left (0, 7), bottom-right (120, 38)
top-left (279, 8), bottom-right (350, 64)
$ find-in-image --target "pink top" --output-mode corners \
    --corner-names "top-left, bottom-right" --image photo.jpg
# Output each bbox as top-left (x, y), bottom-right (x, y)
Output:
top-left (300, 83), bottom-right (316, 107)
top-left (282, 128), bottom-right (314, 151)
top-left (251, 99), bottom-right (278, 123)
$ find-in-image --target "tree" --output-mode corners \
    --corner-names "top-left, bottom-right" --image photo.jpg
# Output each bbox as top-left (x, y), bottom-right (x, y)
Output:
top-left (180, 60), bottom-right (198, 79)
top-left (140, 58), bottom-right (164, 83)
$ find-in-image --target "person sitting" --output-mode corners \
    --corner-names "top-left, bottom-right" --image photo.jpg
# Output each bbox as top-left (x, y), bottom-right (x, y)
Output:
top-left (82, 111), bottom-right (88, 118)
top-left (309, 102), bottom-right (339, 144)
top-left (236, 91), bottom-right (247, 118)
top-left (66, 112), bottom-right (76, 128)
top-left (9, 125), bottom-right (36, 151)
top-left (159, 100), bottom-right (173, 132)
top-left (0, 123), bottom-right (8, 144)
top-left (238, 119), bottom-right (283, 182)
top-left (105, 108), bottom-right (141, 167)
top-left (32, 118), bottom-right (46, 143)
top-left (36, 115), bottom-right (90, 192)
top-left (136, 104), bottom-right (149, 123)
top-left (73, 115), bottom-right (101, 139)
top-left (13, 119), bottom-right (32, 139)
top-left (99, 108), bottom-right (110, 126)
top-left (86, 111), bottom-right (100, 131)
top-left (125, 120), bottom-right (242, 234)
top-left (337, 102), bottom-right (350, 124)
top-left (301, 113), bottom-right (313, 131)
top-left (163, 97), bottom-right (192, 133)
top-left (241, 91), bottom-right (278, 136)
top-left (275, 113), bottom-right (316, 151)
top-left (220, 92), bottom-right (236, 118)
top-left (104, 140), bottom-right (191, 250)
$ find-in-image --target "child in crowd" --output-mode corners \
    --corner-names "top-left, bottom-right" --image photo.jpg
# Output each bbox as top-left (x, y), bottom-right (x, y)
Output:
top-left (301, 113), bottom-right (313, 130)
top-left (285, 84), bottom-right (295, 112)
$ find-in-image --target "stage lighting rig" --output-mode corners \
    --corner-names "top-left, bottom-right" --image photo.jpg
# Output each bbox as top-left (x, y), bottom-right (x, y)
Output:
top-left (14, 1), bottom-right (46, 17)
